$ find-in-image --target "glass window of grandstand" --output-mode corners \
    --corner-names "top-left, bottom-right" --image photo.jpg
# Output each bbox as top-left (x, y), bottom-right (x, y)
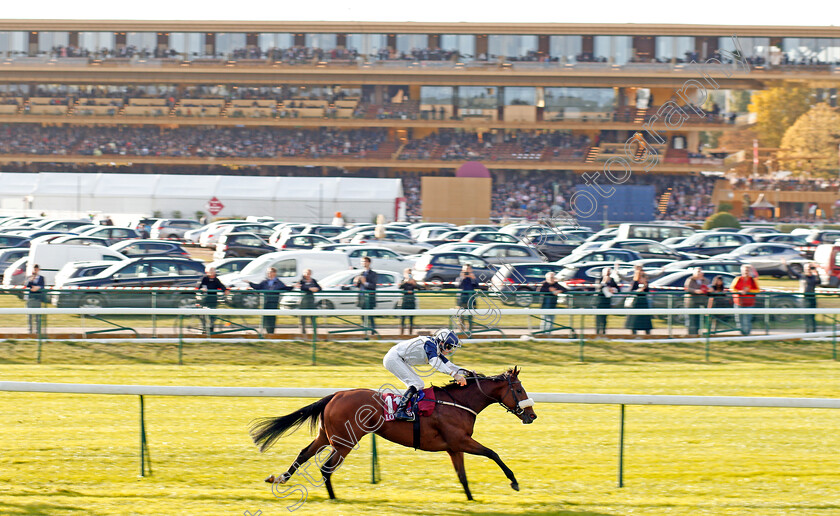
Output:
top-left (458, 86), bottom-right (498, 120)
top-left (79, 32), bottom-right (116, 57)
top-left (503, 87), bottom-right (536, 122)
top-left (215, 33), bottom-right (247, 58)
top-left (37, 32), bottom-right (69, 56)
top-left (440, 35), bottom-right (475, 61)
top-left (169, 33), bottom-right (205, 59)
top-left (258, 33), bottom-right (293, 56)
top-left (487, 35), bottom-right (538, 60)
top-left (420, 86), bottom-right (453, 120)
top-left (593, 36), bottom-right (631, 65)
top-left (125, 32), bottom-right (157, 56)
top-left (544, 87), bottom-right (615, 121)
top-left (720, 37), bottom-right (770, 65)
top-left (305, 34), bottom-right (337, 50)
top-left (0, 32), bottom-right (27, 58)
top-left (347, 34), bottom-right (387, 59)
top-left (549, 35), bottom-right (582, 63)
top-left (395, 34), bottom-right (429, 59)
top-left (782, 38), bottom-right (840, 65)
top-left (655, 36), bottom-right (696, 63)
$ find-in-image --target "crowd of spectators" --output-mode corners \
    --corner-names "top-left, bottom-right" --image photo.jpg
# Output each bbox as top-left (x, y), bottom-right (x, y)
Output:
top-left (0, 126), bottom-right (387, 159)
top-left (732, 177), bottom-right (840, 192)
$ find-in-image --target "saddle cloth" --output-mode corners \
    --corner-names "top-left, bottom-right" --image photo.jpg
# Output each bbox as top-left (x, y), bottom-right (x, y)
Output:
top-left (381, 387), bottom-right (436, 422)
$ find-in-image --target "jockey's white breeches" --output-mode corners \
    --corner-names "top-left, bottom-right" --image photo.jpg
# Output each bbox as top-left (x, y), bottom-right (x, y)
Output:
top-left (383, 349), bottom-right (425, 390)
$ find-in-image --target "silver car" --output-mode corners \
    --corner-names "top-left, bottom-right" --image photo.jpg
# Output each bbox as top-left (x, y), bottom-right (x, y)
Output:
top-left (278, 269), bottom-right (402, 310)
top-left (717, 243), bottom-right (808, 276)
top-left (149, 219), bottom-right (203, 240)
top-left (470, 243), bottom-right (546, 265)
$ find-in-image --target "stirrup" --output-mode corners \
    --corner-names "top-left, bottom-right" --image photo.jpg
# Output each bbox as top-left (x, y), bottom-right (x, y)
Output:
top-left (394, 408), bottom-right (415, 421)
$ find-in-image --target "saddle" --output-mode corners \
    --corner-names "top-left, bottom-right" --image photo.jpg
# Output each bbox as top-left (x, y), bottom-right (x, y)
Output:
top-left (381, 387), bottom-right (437, 422)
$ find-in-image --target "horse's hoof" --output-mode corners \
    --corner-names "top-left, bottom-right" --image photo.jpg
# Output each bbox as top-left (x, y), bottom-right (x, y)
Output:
top-left (265, 475), bottom-right (275, 483)
top-left (510, 482), bottom-right (520, 491)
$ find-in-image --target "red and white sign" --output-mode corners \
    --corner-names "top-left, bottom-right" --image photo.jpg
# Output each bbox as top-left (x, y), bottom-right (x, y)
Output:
top-left (206, 197), bottom-right (225, 216)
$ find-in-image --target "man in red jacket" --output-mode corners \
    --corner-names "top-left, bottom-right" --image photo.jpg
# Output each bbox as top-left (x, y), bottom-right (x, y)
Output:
top-left (730, 264), bottom-right (760, 336)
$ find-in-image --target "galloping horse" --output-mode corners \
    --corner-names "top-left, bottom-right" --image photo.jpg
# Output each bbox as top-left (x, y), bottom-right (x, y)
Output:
top-left (249, 366), bottom-right (537, 500)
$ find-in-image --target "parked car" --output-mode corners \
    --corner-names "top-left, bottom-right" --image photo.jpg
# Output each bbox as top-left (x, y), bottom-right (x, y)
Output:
top-left (149, 219), bottom-right (203, 240)
top-left (427, 243), bottom-right (483, 255)
top-left (0, 235), bottom-right (32, 248)
top-left (0, 248), bottom-right (29, 281)
top-left (488, 262), bottom-right (567, 306)
top-left (584, 228), bottom-right (619, 242)
top-left (615, 223), bottom-right (695, 242)
top-left (349, 231), bottom-right (432, 254)
top-left (206, 257), bottom-right (253, 277)
top-left (278, 269), bottom-right (402, 310)
top-left (460, 231), bottom-right (520, 244)
top-left (754, 233), bottom-right (808, 245)
top-left (671, 232), bottom-right (754, 256)
top-left (470, 243), bottom-right (546, 265)
top-left (519, 231), bottom-right (587, 260)
top-left (36, 219), bottom-right (92, 232)
top-left (1, 256), bottom-right (28, 287)
top-left (458, 224), bottom-right (499, 232)
top-left (298, 224), bottom-right (346, 238)
top-left (717, 243), bottom-right (807, 276)
top-left (341, 246), bottom-right (410, 273)
top-left (48, 235), bottom-right (111, 246)
top-left (126, 218), bottom-right (161, 234)
top-left (29, 243), bottom-right (127, 285)
top-left (202, 223), bottom-right (275, 247)
top-left (556, 249), bottom-right (642, 266)
top-left (411, 252), bottom-right (497, 288)
top-left (739, 227), bottom-right (779, 235)
top-left (109, 239), bottom-right (191, 258)
top-left (213, 232), bottom-right (276, 259)
top-left (647, 270), bottom-right (801, 321)
top-left (76, 226), bottom-right (140, 245)
top-left (54, 261), bottom-right (118, 286)
top-left (661, 259), bottom-right (745, 276)
top-left (599, 239), bottom-right (700, 261)
top-left (274, 233), bottom-right (333, 250)
top-left (804, 230), bottom-right (840, 246)
top-left (51, 257), bottom-right (207, 308)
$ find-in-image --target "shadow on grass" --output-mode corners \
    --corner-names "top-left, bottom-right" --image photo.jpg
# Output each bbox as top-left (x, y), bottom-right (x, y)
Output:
top-left (0, 501), bottom-right (96, 516)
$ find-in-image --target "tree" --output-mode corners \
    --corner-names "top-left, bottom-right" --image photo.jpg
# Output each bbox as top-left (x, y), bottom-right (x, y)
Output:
top-left (778, 103), bottom-right (840, 177)
top-left (703, 212), bottom-right (741, 230)
top-left (748, 87), bottom-right (813, 148)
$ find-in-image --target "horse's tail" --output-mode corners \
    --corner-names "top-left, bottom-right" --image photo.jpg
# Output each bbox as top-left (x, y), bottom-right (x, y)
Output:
top-left (249, 393), bottom-right (336, 453)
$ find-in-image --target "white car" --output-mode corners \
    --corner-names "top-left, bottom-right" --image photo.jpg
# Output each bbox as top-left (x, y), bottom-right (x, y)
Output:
top-left (427, 242), bottom-right (482, 254)
top-left (278, 268), bottom-right (402, 310)
top-left (199, 222), bottom-right (273, 247)
top-left (340, 246), bottom-right (410, 273)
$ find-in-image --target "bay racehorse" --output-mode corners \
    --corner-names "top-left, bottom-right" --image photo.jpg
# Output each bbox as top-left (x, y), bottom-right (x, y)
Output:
top-left (249, 366), bottom-right (536, 500)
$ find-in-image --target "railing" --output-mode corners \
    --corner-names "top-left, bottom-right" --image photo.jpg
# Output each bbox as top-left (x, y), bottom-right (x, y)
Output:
top-left (2, 380), bottom-right (838, 486)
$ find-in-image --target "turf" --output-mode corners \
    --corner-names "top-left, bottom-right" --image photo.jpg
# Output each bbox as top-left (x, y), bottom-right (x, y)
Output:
top-left (1, 340), bottom-right (840, 515)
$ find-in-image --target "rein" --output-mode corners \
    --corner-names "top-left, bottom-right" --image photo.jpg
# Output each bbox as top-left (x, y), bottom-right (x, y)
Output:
top-left (435, 399), bottom-right (478, 416)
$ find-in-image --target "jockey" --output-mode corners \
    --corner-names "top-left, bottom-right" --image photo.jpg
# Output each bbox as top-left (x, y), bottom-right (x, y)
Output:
top-left (383, 328), bottom-right (468, 421)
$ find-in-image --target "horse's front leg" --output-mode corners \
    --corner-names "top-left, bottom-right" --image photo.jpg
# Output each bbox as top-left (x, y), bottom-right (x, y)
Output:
top-left (458, 436), bottom-right (519, 491)
top-left (447, 450), bottom-right (473, 500)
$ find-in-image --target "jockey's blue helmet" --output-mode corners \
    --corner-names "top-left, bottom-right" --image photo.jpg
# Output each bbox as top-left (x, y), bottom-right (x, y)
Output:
top-left (434, 329), bottom-right (461, 353)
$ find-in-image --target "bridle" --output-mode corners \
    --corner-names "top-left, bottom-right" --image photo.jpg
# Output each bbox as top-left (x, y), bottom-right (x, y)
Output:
top-left (471, 373), bottom-right (535, 419)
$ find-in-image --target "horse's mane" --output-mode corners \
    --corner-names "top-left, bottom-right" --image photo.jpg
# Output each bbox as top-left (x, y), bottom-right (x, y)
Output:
top-left (438, 367), bottom-right (518, 391)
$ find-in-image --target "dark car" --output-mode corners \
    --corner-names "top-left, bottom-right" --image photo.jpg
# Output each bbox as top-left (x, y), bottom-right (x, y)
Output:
top-left (0, 235), bottom-right (31, 248)
top-left (556, 249), bottom-right (643, 266)
top-left (0, 247), bottom-right (29, 281)
top-left (672, 232), bottom-right (754, 256)
top-left (489, 262), bottom-right (567, 306)
top-left (274, 233), bottom-right (332, 250)
top-left (77, 226), bottom-right (140, 245)
top-left (519, 231), bottom-right (587, 260)
top-left (411, 252), bottom-right (497, 288)
top-left (207, 257), bottom-right (253, 276)
top-left (599, 239), bottom-right (699, 260)
top-left (298, 224), bottom-right (346, 238)
top-left (52, 257), bottom-right (206, 308)
top-left (754, 233), bottom-right (808, 245)
top-left (109, 239), bottom-right (191, 258)
top-left (214, 232), bottom-right (276, 258)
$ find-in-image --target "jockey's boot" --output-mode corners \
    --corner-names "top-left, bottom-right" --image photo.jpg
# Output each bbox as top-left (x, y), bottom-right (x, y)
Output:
top-left (394, 386), bottom-right (417, 421)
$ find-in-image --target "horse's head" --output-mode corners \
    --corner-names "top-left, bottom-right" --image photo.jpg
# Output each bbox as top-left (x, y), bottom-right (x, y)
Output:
top-left (487, 366), bottom-right (537, 424)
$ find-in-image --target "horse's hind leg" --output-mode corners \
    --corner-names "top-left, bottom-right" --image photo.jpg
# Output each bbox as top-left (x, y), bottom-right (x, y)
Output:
top-left (265, 429), bottom-right (330, 484)
top-left (447, 451), bottom-right (473, 501)
top-left (459, 437), bottom-right (519, 491)
top-left (320, 448), bottom-right (343, 500)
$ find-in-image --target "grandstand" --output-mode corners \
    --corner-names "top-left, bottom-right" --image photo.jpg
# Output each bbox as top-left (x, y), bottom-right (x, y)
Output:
top-left (0, 21), bottom-right (839, 220)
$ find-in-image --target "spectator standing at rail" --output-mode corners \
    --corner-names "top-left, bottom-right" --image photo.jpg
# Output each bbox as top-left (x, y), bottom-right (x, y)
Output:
top-left (198, 266), bottom-right (227, 334)
top-left (799, 262), bottom-right (820, 332)
top-left (625, 267), bottom-right (653, 336)
top-left (684, 268), bottom-right (708, 335)
top-left (706, 275), bottom-right (730, 333)
top-left (354, 256), bottom-right (378, 334)
top-left (248, 267), bottom-right (291, 335)
top-left (538, 271), bottom-right (566, 333)
top-left (595, 268), bottom-right (618, 335)
top-left (730, 265), bottom-right (760, 336)
top-left (293, 268), bottom-right (321, 335)
top-left (25, 265), bottom-right (45, 335)
top-left (398, 268), bottom-right (419, 334)
top-left (457, 264), bottom-right (478, 333)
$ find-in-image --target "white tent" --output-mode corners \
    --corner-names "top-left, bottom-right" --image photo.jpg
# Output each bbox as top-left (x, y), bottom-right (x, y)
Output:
top-left (0, 172), bottom-right (405, 223)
